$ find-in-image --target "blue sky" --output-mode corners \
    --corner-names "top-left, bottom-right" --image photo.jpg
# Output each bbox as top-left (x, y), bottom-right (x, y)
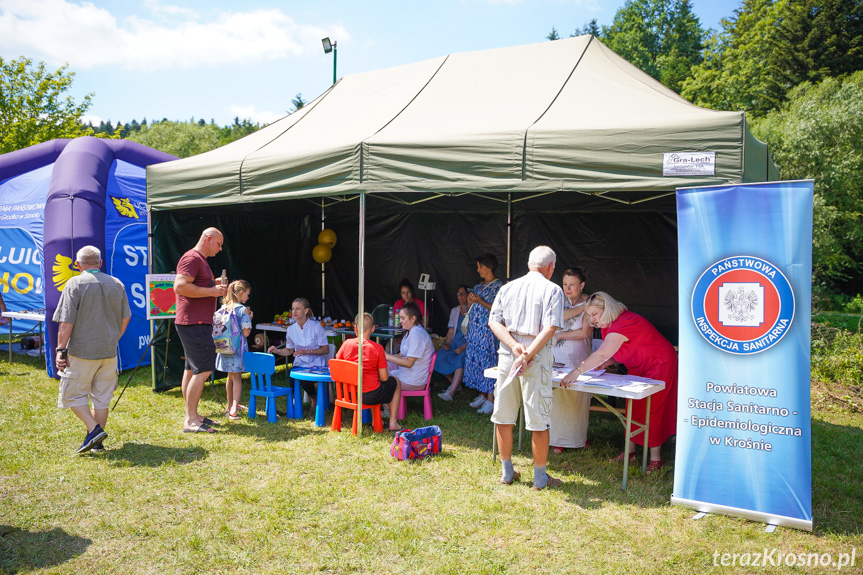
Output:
top-left (0, 0), bottom-right (742, 127)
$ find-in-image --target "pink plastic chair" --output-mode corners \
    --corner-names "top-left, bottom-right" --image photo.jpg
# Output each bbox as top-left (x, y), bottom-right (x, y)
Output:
top-left (397, 350), bottom-right (437, 420)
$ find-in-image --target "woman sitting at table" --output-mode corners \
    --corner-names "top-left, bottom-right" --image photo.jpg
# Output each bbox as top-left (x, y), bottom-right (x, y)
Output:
top-left (550, 267), bottom-right (594, 454)
top-left (436, 285), bottom-right (470, 402)
top-left (561, 291), bottom-right (678, 472)
top-left (393, 278), bottom-right (425, 325)
top-left (268, 297), bottom-right (329, 413)
top-left (385, 301), bottom-right (434, 411)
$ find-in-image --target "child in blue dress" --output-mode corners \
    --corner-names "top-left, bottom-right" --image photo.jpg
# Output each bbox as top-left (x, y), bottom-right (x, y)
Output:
top-left (215, 280), bottom-right (253, 420)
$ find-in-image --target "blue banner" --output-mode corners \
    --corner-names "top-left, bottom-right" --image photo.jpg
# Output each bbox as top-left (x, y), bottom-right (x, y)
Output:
top-left (106, 160), bottom-right (151, 371)
top-left (0, 165), bottom-right (50, 333)
top-left (673, 181), bottom-right (813, 531)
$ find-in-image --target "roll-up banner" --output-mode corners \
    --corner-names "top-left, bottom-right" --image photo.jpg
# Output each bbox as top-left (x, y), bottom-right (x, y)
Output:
top-left (673, 180), bottom-right (814, 531)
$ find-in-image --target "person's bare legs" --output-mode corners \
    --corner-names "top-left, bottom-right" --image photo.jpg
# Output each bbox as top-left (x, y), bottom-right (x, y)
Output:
top-left (496, 423), bottom-right (514, 461)
top-left (532, 429), bottom-right (550, 468)
top-left (93, 408), bottom-right (108, 429)
top-left (70, 405), bottom-right (99, 432)
top-left (181, 369), bottom-right (192, 400)
top-left (624, 441), bottom-right (661, 461)
top-left (226, 372), bottom-right (242, 416)
top-left (388, 384), bottom-right (402, 431)
top-left (445, 368), bottom-right (464, 395)
top-left (496, 423), bottom-right (517, 483)
top-left (184, 371), bottom-right (209, 428)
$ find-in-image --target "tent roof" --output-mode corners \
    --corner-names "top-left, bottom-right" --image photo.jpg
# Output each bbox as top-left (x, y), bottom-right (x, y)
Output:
top-left (147, 36), bottom-right (777, 211)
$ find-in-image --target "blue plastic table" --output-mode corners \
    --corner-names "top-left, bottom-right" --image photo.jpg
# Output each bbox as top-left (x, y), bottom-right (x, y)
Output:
top-left (289, 367), bottom-right (332, 426)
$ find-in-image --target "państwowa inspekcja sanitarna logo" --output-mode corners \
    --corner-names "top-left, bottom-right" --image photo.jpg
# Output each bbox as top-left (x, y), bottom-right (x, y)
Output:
top-left (691, 255), bottom-right (795, 354)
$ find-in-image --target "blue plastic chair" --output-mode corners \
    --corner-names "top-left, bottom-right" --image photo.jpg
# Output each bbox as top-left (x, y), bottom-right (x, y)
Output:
top-left (245, 352), bottom-right (292, 423)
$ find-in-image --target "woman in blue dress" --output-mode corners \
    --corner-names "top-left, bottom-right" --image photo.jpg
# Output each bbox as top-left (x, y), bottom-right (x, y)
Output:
top-left (435, 285), bottom-right (470, 402)
top-left (463, 253), bottom-right (503, 415)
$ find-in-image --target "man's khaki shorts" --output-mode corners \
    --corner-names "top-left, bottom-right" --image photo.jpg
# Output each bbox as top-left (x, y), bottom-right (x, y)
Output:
top-left (57, 355), bottom-right (119, 409)
top-left (491, 344), bottom-right (554, 431)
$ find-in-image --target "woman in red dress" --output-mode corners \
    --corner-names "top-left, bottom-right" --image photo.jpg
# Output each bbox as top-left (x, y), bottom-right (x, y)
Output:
top-left (561, 291), bottom-right (677, 472)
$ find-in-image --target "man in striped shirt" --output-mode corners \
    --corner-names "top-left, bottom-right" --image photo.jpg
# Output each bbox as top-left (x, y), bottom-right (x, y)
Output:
top-left (488, 246), bottom-right (565, 490)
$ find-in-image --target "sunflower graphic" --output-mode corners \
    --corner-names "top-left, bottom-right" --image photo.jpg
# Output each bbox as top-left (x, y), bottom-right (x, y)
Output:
top-left (112, 196), bottom-right (139, 219)
top-left (53, 254), bottom-right (80, 292)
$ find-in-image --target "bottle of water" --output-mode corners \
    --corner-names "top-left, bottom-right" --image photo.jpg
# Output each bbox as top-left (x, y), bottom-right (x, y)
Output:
top-left (388, 307), bottom-right (394, 327)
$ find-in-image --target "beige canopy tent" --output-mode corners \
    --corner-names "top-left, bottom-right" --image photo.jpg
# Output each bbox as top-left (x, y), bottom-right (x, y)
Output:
top-left (145, 36), bottom-right (776, 411)
top-left (148, 35), bottom-right (776, 209)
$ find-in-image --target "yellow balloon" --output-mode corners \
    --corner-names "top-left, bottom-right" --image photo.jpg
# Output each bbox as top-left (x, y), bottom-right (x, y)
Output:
top-left (318, 228), bottom-right (337, 248)
top-left (312, 244), bottom-right (332, 263)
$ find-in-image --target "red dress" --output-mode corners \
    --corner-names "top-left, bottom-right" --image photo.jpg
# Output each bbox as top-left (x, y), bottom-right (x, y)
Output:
top-left (602, 310), bottom-right (678, 447)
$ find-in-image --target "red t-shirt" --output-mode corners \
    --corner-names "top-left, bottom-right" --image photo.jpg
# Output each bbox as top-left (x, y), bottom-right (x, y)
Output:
top-left (175, 249), bottom-right (217, 325)
top-left (393, 298), bottom-right (425, 318)
top-left (335, 337), bottom-right (387, 393)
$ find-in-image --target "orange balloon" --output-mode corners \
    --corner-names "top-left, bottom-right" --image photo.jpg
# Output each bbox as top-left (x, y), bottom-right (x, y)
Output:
top-left (318, 228), bottom-right (337, 248)
top-left (312, 243), bottom-right (332, 263)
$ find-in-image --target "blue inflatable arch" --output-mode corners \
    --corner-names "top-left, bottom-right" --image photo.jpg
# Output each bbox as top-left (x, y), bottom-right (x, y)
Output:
top-left (0, 137), bottom-right (176, 376)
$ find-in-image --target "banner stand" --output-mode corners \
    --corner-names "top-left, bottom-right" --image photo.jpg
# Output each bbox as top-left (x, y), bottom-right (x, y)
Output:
top-left (671, 497), bottom-right (812, 532)
top-left (673, 180), bottom-right (814, 532)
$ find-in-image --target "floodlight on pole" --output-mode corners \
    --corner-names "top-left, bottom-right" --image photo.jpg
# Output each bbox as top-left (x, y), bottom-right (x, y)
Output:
top-left (321, 37), bottom-right (337, 85)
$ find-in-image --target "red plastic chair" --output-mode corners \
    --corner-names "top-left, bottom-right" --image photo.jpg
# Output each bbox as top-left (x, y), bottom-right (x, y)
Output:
top-left (397, 350), bottom-right (437, 420)
top-left (328, 359), bottom-right (384, 435)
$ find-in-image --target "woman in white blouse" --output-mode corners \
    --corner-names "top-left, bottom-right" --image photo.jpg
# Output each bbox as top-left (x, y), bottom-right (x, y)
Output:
top-left (549, 267), bottom-right (594, 453)
top-left (385, 301), bottom-right (434, 394)
top-left (268, 297), bottom-right (329, 412)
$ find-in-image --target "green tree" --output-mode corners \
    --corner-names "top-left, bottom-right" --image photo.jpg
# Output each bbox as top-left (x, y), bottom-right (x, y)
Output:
top-left (0, 57), bottom-right (95, 154)
top-left (573, 19), bottom-right (601, 38)
top-left (682, 0), bottom-right (863, 117)
top-left (751, 72), bottom-right (863, 294)
top-left (217, 117), bottom-right (260, 146)
top-left (126, 120), bottom-right (220, 158)
top-left (600, 0), bottom-right (704, 92)
top-left (291, 93), bottom-right (307, 111)
top-left (547, 27), bottom-right (561, 41)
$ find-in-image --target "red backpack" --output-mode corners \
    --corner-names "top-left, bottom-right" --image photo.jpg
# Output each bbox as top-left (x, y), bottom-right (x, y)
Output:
top-left (390, 426), bottom-right (442, 461)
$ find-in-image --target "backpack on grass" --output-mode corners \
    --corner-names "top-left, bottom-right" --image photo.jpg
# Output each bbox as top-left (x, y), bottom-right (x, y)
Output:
top-left (390, 426), bottom-right (442, 461)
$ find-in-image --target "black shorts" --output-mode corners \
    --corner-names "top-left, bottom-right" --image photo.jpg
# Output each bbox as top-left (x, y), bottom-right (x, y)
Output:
top-left (362, 377), bottom-right (398, 406)
top-left (176, 323), bottom-right (216, 375)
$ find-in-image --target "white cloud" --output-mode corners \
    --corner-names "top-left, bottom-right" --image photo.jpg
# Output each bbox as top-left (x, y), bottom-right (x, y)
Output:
top-left (0, 0), bottom-right (349, 72)
top-left (80, 113), bottom-right (104, 126)
top-left (143, 0), bottom-right (199, 20)
top-left (228, 105), bottom-right (285, 126)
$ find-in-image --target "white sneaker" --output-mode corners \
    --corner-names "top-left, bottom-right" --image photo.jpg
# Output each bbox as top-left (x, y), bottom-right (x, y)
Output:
top-left (469, 395), bottom-right (486, 409)
top-left (437, 390), bottom-right (453, 402)
top-left (477, 400), bottom-right (494, 415)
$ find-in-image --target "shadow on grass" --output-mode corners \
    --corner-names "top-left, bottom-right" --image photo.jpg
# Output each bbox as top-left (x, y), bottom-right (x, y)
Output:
top-left (103, 442), bottom-right (208, 467)
top-left (0, 525), bottom-right (90, 574)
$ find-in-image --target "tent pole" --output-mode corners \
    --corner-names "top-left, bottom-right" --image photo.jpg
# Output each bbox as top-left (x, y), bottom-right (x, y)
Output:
top-left (321, 199), bottom-right (326, 318)
top-left (147, 208), bottom-right (156, 391)
top-left (506, 192), bottom-right (512, 280)
top-left (357, 191), bottom-right (365, 436)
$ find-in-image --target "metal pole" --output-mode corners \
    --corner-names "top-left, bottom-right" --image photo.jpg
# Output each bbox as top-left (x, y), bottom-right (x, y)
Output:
top-left (506, 192), bottom-right (512, 280)
top-left (357, 191), bottom-right (365, 435)
top-left (321, 199), bottom-right (326, 317)
top-left (147, 207), bottom-right (156, 389)
top-left (333, 42), bottom-right (338, 85)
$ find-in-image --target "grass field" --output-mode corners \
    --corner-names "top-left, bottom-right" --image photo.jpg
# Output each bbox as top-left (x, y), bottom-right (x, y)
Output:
top-left (1, 348), bottom-right (861, 574)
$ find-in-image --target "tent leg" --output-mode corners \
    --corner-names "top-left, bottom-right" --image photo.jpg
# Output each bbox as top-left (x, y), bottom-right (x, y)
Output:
top-left (356, 191), bottom-right (365, 436)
